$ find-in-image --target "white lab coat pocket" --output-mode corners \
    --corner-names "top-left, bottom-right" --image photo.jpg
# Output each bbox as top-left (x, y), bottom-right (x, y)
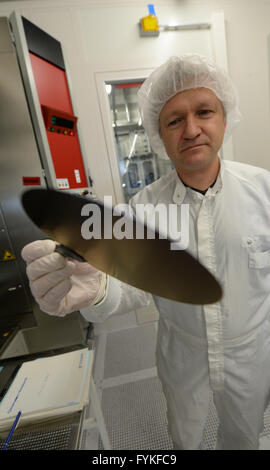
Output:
top-left (241, 235), bottom-right (270, 311)
top-left (249, 250), bottom-right (270, 269)
top-left (242, 235), bottom-right (270, 269)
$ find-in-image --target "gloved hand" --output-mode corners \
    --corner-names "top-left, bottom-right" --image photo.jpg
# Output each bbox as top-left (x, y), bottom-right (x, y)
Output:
top-left (21, 240), bottom-right (106, 316)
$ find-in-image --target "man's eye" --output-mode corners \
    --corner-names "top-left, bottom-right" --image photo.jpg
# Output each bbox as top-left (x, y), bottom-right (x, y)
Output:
top-left (168, 118), bottom-right (181, 127)
top-left (198, 110), bottom-right (213, 116)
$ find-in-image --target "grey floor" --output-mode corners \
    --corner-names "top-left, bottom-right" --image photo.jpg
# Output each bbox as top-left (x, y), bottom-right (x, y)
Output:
top-left (82, 300), bottom-right (270, 450)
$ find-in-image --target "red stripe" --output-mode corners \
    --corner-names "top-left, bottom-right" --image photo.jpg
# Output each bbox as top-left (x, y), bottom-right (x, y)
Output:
top-left (114, 82), bottom-right (143, 89)
top-left (22, 177), bottom-right (41, 186)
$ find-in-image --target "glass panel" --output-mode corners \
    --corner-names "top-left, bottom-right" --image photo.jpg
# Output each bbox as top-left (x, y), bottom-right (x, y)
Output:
top-left (106, 81), bottom-right (173, 202)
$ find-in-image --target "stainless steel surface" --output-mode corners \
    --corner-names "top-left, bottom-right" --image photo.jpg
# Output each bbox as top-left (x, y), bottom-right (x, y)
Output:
top-left (159, 23), bottom-right (211, 31)
top-left (22, 188), bottom-right (223, 305)
top-left (0, 412), bottom-right (83, 450)
top-left (0, 206), bottom-right (31, 328)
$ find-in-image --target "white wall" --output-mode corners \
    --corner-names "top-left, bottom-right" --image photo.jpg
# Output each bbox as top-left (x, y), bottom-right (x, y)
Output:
top-left (1, 0), bottom-right (270, 202)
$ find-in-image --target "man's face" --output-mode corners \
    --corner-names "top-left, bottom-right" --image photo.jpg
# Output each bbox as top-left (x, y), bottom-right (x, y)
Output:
top-left (159, 87), bottom-right (226, 173)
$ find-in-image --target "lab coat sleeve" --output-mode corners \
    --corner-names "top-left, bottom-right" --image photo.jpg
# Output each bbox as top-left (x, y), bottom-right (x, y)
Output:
top-left (79, 274), bottom-right (151, 323)
top-left (79, 191), bottom-right (153, 323)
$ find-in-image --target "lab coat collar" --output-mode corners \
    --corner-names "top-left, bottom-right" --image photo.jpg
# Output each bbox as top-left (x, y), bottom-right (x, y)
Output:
top-left (172, 156), bottom-right (224, 204)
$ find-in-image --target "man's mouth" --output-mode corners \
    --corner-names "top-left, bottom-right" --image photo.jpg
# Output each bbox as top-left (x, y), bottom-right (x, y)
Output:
top-left (182, 144), bottom-right (206, 152)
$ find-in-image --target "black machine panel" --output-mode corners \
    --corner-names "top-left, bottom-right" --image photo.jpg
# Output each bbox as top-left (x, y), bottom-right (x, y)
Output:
top-left (22, 16), bottom-right (65, 70)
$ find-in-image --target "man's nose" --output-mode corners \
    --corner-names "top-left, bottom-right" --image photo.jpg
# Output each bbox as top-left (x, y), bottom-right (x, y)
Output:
top-left (182, 115), bottom-right (201, 139)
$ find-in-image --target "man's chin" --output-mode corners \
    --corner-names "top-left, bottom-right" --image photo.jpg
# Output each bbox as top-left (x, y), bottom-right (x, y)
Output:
top-left (181, 157), bottom-right (212, 171)
top-left (176, 153), bottom-right (219, 172)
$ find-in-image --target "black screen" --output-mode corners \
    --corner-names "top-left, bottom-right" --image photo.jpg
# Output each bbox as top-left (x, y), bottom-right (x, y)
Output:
top-left (51, 116), bottom-right (74, 129)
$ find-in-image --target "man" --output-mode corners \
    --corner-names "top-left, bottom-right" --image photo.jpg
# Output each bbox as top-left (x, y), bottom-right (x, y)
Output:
top-left (21, 54), bottom-right (270, 450)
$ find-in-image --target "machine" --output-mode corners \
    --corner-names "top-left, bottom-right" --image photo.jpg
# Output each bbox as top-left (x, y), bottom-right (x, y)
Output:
top-left (0, 13), bottom-right (93, 359)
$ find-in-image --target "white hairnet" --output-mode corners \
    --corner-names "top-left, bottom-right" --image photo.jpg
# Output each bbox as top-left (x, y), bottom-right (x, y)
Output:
top-left (137, 54), bottom-right (241, 159)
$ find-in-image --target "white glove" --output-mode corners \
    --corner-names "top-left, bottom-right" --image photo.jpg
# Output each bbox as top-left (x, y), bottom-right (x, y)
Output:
top-left (21, 240), bottom-right (106, 316)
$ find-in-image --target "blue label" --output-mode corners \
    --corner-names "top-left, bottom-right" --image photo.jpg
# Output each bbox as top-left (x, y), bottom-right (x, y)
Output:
top-left (148, 4), bottom-right (156, 16)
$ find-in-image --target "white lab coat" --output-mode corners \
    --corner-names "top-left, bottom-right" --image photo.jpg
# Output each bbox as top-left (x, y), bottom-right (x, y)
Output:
top-left (81, 158), bottom-right (270, 450)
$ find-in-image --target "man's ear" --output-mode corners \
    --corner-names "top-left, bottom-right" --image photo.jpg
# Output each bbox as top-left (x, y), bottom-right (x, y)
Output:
top-left (223, 117), bottom-right (227, 130)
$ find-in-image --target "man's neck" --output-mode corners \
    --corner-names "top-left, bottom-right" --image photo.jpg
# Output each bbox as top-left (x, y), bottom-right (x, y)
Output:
top-left (176, 156), bottom-right (220, 191)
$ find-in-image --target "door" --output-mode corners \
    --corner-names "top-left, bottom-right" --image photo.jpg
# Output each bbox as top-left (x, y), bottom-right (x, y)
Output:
top-left (105, 81), bottom-right (173, 203)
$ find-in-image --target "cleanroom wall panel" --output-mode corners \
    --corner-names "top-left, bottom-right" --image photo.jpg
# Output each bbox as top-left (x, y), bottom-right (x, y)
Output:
top-left (78, 4), bottom-right (213, 69)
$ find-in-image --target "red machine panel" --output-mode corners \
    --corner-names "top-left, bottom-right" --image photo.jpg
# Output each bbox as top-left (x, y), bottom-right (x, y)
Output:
top-left (29, 52), bottom-right (87, 189)
top-left (30, 52), bottom-right (73, 113)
